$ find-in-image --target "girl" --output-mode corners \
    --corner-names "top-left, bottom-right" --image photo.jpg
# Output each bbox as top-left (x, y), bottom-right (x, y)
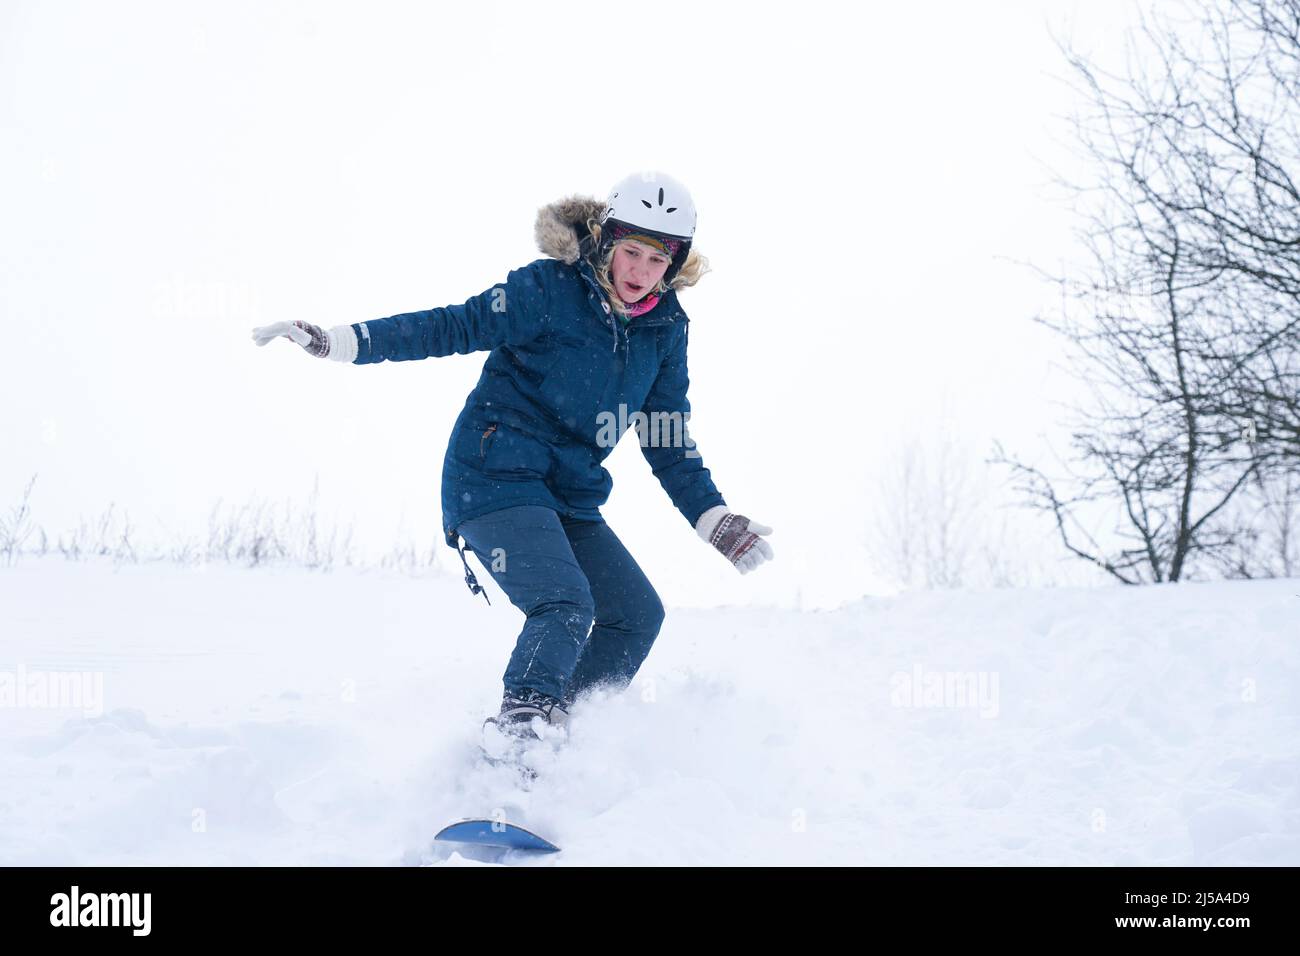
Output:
top-left (251, 171), bottom-right (774, 738)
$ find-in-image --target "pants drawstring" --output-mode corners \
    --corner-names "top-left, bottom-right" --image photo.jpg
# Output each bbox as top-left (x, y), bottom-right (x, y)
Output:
top-left (456, 534), bottom-right (491, 605)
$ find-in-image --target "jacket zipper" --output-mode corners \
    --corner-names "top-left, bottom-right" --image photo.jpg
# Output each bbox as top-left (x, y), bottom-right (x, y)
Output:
top-left (480, 423), bottom-right (498, 457)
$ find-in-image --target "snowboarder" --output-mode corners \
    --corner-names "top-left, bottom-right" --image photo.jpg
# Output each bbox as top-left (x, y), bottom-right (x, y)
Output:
top-left (251, 170), bottom-right (774, 740)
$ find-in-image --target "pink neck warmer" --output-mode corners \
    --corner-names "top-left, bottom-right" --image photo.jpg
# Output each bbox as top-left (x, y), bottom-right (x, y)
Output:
top-left (622, 292), bottom-right (661, 320)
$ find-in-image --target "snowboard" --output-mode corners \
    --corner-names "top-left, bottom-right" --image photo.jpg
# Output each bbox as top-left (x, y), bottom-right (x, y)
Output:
top-left (434, 819), bottom-right (561, 853)
top-left (436, 718), bottom-right (564, 854)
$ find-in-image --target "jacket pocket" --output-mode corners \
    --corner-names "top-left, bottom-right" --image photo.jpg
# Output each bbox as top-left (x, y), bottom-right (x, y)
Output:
top-left (476, 421), bottom-right (554, 480)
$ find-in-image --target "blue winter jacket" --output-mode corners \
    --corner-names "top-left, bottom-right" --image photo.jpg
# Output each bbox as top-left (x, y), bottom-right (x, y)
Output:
top-left (341, 196), bottom-right (728, 589)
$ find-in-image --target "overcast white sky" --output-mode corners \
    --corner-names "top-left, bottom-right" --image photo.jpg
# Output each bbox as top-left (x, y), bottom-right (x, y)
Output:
top-left (1, 0), bottom-right (1144, 607)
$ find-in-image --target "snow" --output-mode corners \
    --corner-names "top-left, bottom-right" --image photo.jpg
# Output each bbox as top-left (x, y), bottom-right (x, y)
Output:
top-left (1, 556), bottom-right (1297, 865)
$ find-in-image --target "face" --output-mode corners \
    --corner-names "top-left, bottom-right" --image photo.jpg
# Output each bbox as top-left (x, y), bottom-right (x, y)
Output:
top-left (610, 240), bottom-right (671, 303)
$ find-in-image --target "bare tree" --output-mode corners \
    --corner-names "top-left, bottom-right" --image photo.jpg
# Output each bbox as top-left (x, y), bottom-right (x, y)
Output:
top-left (874, 408), bottom-right (1038, 590)
top-left (873, 438), bottom-right (928, 590)
top-left (872, 425), bottom-right (978, 590)
top-left (0, 475), bottom-right (38, 567)
top-left (1209, 467), bottom-right (1300, 576)
top-left (873, 422), bottom-right (1087, 590)
top-left (995, 0), bottom-right (1300, 583)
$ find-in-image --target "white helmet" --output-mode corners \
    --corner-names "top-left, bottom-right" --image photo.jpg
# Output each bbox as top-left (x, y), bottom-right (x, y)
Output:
top-left (601, 170), bottom-right (697, 239)
top-left (597, 171), bottom-right (696, 285)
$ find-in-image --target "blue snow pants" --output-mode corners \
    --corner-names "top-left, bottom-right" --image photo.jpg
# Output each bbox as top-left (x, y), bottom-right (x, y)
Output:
top-left (455, 505), bottom-right (666, 705)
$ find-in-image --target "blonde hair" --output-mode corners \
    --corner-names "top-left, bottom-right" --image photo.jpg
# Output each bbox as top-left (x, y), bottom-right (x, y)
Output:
top-left (585, 217), bottom-right (711, 319)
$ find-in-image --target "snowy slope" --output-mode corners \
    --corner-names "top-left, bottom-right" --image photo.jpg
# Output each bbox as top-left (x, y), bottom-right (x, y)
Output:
top-left (1, 556), bottom-right (1296, 866)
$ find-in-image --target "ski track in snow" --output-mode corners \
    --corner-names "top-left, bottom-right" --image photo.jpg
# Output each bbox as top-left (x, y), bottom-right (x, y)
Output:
top-left (1, 557), bottom-right (1296, 865)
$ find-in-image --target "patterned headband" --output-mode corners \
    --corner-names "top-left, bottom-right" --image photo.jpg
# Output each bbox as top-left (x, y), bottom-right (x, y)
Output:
top-left (608, 221), bottom-right (682, 258)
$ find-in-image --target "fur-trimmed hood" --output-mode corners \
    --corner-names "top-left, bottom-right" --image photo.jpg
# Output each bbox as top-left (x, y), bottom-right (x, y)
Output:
top-left (533, 195), bottom-right (703, 291)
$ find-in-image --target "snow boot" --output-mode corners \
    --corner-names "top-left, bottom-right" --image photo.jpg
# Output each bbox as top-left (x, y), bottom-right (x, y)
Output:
top-left (487, 688), bottom-right (570, 738)
top-left (477, 689), bottom-right (568, 788)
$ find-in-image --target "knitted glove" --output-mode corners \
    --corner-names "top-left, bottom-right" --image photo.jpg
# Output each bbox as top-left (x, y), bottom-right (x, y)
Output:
top-left (250, 321), bottom-right (358, 363)
top-left (695, 505), bottom-right (774, 574)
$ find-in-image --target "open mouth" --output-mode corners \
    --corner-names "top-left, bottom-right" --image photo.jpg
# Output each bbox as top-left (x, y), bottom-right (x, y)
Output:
top-left (625, 282), bottom-right (643, 293)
